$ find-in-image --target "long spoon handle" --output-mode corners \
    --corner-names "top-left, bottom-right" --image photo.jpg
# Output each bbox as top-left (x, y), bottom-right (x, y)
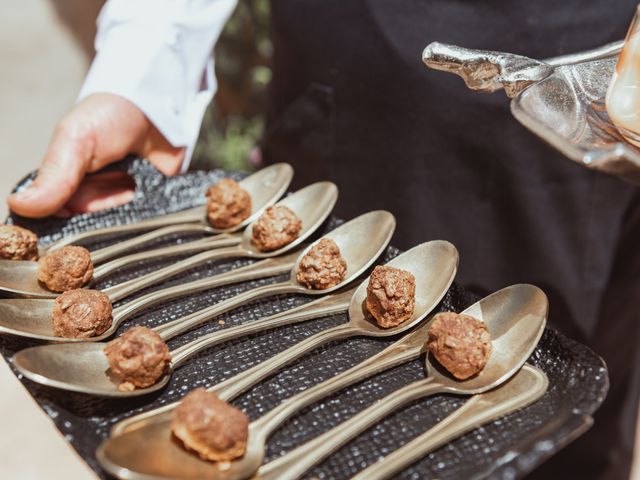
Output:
top-left (46, 206), bottom-right (205, 251)
top-left (111, 254), bottom-right (299, 324)
top-left (89, 223), bottom-right (221, 264)
top-left (351, 364), bottom-right (548, 480)
top-left (255, 378), bottom-right (443, 480)
top-left (170, 290), bottom-right (354, 368)
top-left (253, 336), bottom-right (424, 436)
top-left (92, 233), bottom-right (241, 279)
top-left (153, 281), bottom-right (296, 340)
top-left (103, 244), bottom-right (247, 302)
top-left (212, 323), bottom-right (359, 402)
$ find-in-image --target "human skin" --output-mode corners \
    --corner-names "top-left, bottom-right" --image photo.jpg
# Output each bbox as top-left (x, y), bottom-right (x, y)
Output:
top-left (7, 93), bottom-right (184, 218)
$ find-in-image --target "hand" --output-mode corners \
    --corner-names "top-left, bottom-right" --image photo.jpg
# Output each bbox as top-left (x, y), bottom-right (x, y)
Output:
top-left (8, 93), bottom-right (185, 218)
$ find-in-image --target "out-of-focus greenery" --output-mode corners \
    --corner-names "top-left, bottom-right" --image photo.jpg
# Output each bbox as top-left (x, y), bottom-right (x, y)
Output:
top-left (190, 0), bottom-right (271, 173)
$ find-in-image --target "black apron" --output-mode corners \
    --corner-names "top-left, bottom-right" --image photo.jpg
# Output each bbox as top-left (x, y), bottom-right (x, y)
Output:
top-left (261, 1), bottom-right (640, 478)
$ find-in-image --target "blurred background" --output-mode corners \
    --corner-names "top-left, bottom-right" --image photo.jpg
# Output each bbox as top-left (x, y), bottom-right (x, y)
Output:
top-left (0, 0), bottom-right (264, 218)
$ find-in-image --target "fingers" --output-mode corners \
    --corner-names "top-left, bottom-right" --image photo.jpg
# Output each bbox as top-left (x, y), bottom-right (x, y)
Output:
top-left (62, 171), bottom-right (135, 215)
top-left (139, 123), bottom-right (186, 175)
top-left (8, 121), bottom-right (96, 218)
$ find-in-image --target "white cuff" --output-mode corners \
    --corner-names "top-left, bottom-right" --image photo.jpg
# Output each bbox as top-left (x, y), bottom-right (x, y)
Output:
top-left (78, 0), bottom-right (237, 170)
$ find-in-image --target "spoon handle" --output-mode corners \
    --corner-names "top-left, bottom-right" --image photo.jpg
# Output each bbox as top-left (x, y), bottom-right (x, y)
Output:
top-left (170, 290), bottom-right (354, 368)
top-left (111, 254), bottom-right (299, 324)
top-left (255, 377), bottom-right (442, 480)
top-left (45, 206), bottom-right (205, 251)
top-left (103, 244), bottom-right (247, 303)
top-left (92, 233), bottom-right (242, 280)
top-left (212, 323), bottom-right (359, 402)
top-left (153, 281), bottom-right (296, 340)
top-left (351, 364), bottom-right (548, 480)
top-left (253, 336), bottom-right (424, 436)
top-left (89, 223), bottom-right (220, 264)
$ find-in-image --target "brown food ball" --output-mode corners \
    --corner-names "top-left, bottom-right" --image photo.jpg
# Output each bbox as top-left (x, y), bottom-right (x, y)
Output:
top-left (0, 225), bottom-right (38, 261)
top-left (206, 178), bottom-right (252, 229)
top-left (52, 289), bottom-right (113, 338)
top-left (427, 312), bottom-right (493, 380)
top-left (251, 205), bottom-right (302, 252)
top-left (366, 265), bottom-right (416, 328)
top-left (172, 388), bottom-right (249, 462)
top-left (37, 246), bottom-right (93, 292)
top-left (104, 326), bottom-right (171, 391)
top-left (296, 238), bottom-right (347, 289)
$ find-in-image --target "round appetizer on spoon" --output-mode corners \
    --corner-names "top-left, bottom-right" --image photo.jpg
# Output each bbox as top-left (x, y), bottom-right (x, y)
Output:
top-left (0, 181), bottom-right (338, 342)
top-left (0, 163), bottom-right (293, 298)
top-left (12, 210), bottom-right (396, 396)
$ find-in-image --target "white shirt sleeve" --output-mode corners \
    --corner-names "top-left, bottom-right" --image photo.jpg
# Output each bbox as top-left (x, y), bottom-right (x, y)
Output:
top-left (78, 0), bottom-right (238, 171)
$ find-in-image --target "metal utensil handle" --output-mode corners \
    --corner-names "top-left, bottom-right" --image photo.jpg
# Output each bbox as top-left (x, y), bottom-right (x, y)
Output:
top-left (111, 256), bottom-right (297, 325)
top-left (89, 223), bottom-right (217, 264)
top-left (254, 340), bottom-right (423, 436)
top-left (153, 281), bottom-right (296, 340)
top-left (103, 244), bottom-right (246, 302)
top-left (256, 378), bottom-right (442, 480)
top-left (92, 233), bottom-right (241, 280)
top-left (170, 293), bottom-right (353, 368)
top-left (46, 206), bottom-right (205, 251)
top-left (544, 39), bottom-right (623, 67)
top-left (212, 323), bottom-right (359, 402)
top-left (354, 396), bottom-right (483, 480)
top-left (352, 364), bottom-right (548, 480)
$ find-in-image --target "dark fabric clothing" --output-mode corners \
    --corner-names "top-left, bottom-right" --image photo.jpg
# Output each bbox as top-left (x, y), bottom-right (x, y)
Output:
top-left (261, 1), bottom-right (640, 478)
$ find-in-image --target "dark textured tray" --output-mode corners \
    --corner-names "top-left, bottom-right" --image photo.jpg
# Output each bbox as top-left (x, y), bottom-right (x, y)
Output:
top-left (1, 158), bottom-right (608, 479)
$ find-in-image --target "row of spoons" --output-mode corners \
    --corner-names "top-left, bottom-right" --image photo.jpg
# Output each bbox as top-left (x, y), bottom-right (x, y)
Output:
top-left (94, 282), bottom-right (547, 479)
top-left (9, 229), bottom-right (547, 479)
top-left (1, 163), bottom-right (549, 479)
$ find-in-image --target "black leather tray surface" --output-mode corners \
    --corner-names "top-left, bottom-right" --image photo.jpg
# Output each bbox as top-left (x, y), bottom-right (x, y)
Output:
top-left (1, 158), bottom-right (608, 479)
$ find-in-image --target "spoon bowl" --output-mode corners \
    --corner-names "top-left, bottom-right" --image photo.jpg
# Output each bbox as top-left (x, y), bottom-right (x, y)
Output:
top-left (347, 240), bottom-right (459, 335)
top-left (236, 181), bottom-right (339, 260)
top-left (427, 283), bottom-right (548, 394)
top-left (0, 163), bottom-right (294, 298)
top-left (12, 211), bottom-right (397, 395)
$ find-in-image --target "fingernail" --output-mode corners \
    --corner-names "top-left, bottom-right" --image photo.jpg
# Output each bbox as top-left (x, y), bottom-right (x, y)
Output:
top-left (11, 184), bottom-right (37, 200)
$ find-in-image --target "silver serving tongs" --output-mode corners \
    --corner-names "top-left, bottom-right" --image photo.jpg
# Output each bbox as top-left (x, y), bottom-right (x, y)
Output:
top-left (422, 40), bottom-right (640, 184)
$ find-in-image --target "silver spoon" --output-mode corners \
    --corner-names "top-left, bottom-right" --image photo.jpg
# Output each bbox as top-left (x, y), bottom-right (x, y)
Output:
top-left (13, 210), bottom-right (396, 394)
top-left (0, 181), bottom-right (338, 340)
top-left (254, 284), bottom-right (548, 480)
top-left (106, 239), bottom-right (459, 438)
top-left (351, 364), bottom-right (548, 480)
top-left (95, 283), bottom-right (545, 480)
top-left (0, 163), bottom-right (294, 298)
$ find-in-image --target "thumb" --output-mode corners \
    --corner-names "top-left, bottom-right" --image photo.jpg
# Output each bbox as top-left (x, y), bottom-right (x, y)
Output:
top-left (8, 122), bottom-right (95, 218)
